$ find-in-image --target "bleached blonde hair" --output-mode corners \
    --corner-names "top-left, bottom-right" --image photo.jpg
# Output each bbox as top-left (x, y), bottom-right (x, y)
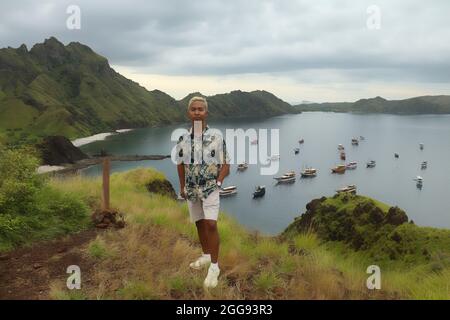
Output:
top-left (188, 96), bottom-right (208, 112)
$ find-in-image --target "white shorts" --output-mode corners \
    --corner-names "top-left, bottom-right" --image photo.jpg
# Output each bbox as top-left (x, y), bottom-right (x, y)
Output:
top-left (187, 189), bottom-right (220, 223)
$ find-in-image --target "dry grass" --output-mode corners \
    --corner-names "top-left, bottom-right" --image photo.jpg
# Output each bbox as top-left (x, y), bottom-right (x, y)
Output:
top-left (48, 168), bottom-right (449, 300)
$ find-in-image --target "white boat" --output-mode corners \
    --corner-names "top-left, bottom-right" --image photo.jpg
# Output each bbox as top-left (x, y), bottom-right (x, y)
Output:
top-left (346, 162), bottom-right (357, 170)
top-left (237, 162), bottom-right (248, 171)
top-left (421, 161), bottom-right (427, 169)
top-left (276, 176), bottom-right (296, 184)
top-left (414, 176), bottom-right (423, 182)
top-left (351, 138), bottom-right (359, 145)
top-left (274, 171), bottom-right (296, 181)
top-left (301, 168), bottom-right (317, 177)
top-left (338, 144), bottom-right (345, 150)
top-left (219, 185), bottom-right (238, 197)
top-left (336, 185), bottom-right (357, 194)
top-left (366, 160), bottom-right (376, 168)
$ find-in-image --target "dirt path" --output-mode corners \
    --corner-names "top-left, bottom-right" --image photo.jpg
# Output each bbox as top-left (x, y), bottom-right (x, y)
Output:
top-left (0, 229), bottom-right (100, 300)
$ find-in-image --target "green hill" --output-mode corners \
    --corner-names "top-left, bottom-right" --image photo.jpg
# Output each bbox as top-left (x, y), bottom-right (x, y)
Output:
top-left (0, 37), bottom-right (299, 146)
top-left (296, 95), bottom-right (450, 114)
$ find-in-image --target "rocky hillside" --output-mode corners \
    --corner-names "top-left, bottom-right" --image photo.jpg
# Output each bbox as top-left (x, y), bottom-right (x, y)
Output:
top-left (0, 37), bottom-right (299, 146)
top-left (296, 95), bottom-right (450, 114)
top-left (282, 194), bottom-right (450, 266)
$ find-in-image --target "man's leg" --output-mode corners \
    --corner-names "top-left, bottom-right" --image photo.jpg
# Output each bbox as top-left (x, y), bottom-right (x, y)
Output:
top-left (204, 220), bottom-right (220, 263)
top-left (195, 219), bottom-right (209, 254)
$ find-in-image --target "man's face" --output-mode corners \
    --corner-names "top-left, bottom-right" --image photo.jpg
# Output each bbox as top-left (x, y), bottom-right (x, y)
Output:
top-left (188, 101), bottom-right (208, 122)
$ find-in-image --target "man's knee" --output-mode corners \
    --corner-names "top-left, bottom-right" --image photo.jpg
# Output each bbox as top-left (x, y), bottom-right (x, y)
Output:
top-left (204, 220), bottom-right (217, 232)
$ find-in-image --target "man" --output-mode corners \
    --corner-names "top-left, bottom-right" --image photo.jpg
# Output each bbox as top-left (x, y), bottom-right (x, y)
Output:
top-left (176, 96), bottom-right (230, 288)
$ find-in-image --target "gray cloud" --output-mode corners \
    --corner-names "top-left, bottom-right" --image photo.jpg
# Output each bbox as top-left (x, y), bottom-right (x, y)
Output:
top-left (1, 0), bottom-right (450, 86)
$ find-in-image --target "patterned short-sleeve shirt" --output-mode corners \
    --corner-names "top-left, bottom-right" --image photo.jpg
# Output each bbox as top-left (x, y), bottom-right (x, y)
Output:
top-left (176, 125), bottom-right (230, 201)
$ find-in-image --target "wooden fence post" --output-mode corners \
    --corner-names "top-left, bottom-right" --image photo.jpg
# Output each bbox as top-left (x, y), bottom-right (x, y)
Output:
top-left (102, 157), bottom-right (110, 211)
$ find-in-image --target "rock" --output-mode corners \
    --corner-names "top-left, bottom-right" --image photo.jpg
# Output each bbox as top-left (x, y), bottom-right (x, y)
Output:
top-left (35, 136), bottom-right (89, 165)
top-left (145, 179), bottom-right (177, 199)
top-left (91, 208), bottom-right (126, 229)
top-left (385, 206), bottom-right (408, 226)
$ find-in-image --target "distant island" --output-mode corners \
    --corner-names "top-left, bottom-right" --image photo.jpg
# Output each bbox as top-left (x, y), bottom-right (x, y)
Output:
top-left (0, 37), bottom-right (300, 146)
top-left (295, 95), bottom-right (450, 114)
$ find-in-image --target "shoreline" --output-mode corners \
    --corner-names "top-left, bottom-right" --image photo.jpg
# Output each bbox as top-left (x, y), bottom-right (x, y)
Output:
top-left (71, 128), bottom-right (135, 147)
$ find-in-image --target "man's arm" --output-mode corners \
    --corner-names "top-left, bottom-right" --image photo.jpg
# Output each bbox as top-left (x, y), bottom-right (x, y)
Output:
top-left (177, 164), bottom-right (186, 198)
top-left (217, 163), bottom-right (230, 184)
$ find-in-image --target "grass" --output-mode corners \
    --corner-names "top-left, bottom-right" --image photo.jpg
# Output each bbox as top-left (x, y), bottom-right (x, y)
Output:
top-left (39, 168), bottom-right (449, 299)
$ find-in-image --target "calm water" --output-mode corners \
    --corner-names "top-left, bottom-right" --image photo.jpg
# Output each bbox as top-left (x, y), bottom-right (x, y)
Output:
top-left (80, 112), bottom-right (450, 235)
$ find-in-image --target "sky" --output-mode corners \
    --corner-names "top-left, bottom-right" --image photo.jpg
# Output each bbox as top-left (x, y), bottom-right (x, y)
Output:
top-left (1, 0), bottom-right (450, 103)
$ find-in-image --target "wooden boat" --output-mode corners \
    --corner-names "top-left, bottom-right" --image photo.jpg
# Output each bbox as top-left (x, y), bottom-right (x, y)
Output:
top-left (253, 185), bottom-right (266, 198)
top-left (331, 164), bottom-right (346, 174)
top-left (336, 185), bottom-right (357, 194)
top-left (346, 162), bottom-right (357, 170)
top-left (301, 168), bottom-right (317, 177)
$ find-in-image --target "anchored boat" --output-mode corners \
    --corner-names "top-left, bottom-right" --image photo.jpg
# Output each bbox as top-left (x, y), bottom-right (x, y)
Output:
top-left (219, 186), bottom-right (237, 197)
top-left (253, 185), bottom-right (266, 198)
top-left (331, 164), bottom-right (346, 174)
top-left (301, 168), bottom-right (317, 178)
top-left (366, 160), bottom-right (376, 168)
top-left (237, 162), bottom-right (248, 171)
top-left (336, 185), bottom-right (357, 194)
top-left (346, 162), bottom-right (357, 170)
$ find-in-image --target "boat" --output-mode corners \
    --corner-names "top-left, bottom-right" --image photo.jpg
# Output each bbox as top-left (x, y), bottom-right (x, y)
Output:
top-left (394, 153), bottom-right (399, 159)
top-left (301, 168), bottom-right (317, 177)
top-left (251, 139), bottom-right (258, 145)
top-left (274, 171), bottom-right (296, 181)
top-left (298, 139), bottom-right (304, 144)
top-left (351, 138), bottom-right (359, 145)
top-left (275, 176), bottom-right (296, 184)
top-left (331, 164), bottom-right (346, 174)
top-left (338, 144), bottom-right (345, 150)
top-left (419, 143), bottom-right (424, 150)
top-left (340, 152), bottom-right (346, 160)
top-left (414, 176), bottom-right (423, 188)
top-left (219, 186), bottom-right (237, 197)
top-left (253, 185), bottom-right (266, 198)
top-left (336, 185), bottom-right (357, 194)
top-left (346, 162), bottom-right (357, 170)
top-left (366, 160), bottom-right (376, 168)
top-left (421, 161), bottom-right (427, 170)
top-left (237, 162), bottom-right (248, 171)
top-left (294, 148), bottom-right (300, 155)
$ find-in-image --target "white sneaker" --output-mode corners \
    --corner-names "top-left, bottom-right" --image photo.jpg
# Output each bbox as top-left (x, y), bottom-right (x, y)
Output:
top-left (204, 264), bottom-right (220, 288)
top-left (189, 255), bottom-right (211, 270)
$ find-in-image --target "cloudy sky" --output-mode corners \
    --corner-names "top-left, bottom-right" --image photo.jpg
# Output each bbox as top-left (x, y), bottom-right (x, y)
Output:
top-left (1, 0), bottom-right (450, 103)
